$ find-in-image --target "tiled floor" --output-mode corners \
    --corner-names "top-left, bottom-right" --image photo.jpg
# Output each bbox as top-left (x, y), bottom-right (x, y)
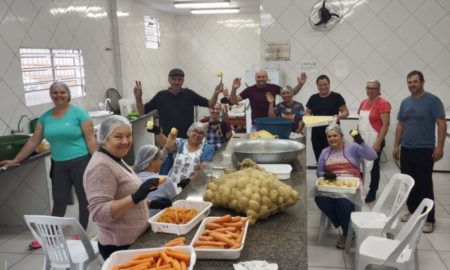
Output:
top-left (307, 160), bottom-right (450, 270)
top-left (1, 160), bottom-right (449, 269)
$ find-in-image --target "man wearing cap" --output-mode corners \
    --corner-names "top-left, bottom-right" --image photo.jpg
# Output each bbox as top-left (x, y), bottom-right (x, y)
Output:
top-left (229, 69), bottom-right (307, 122)
top-left (134, 68), bottom-right (222, 139)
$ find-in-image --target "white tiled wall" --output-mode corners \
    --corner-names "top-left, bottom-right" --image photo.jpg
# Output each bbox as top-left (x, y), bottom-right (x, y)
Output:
top-left (177, 12), bottom-right (261, 119)
top-left (260, 0), bottom-right (450, 157)
top-left (116, 0), bottom-right (178, 101)
top-left (0, 0), bottom-right (116, 135)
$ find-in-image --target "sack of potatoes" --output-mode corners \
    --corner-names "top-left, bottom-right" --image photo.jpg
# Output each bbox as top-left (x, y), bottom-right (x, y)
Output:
top-left (203, 164), bottom-right (300, 224)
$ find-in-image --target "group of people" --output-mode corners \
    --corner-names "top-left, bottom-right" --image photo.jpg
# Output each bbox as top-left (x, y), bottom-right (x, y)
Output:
top-left (313, 70), bottom-right (446, 249)
top-left (0, 67), bottom-right (446, 258)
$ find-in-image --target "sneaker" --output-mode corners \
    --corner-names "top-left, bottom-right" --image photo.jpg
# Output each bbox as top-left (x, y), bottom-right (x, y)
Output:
top-left (28, 240), bottom-right (41, 249)
top-left (71, 235), bottom-right (80, 240)
top-left (365, 192), bottom-right (376, 203)
top-left (336, 235), bottom-right (346, 249)
top-left (422, 222), bottom-right (434, 233)
top-left (400, 212), bottom-right (411, 222)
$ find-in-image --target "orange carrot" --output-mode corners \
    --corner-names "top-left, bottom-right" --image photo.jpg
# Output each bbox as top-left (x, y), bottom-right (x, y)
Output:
top-left (160, 251), bottom-right (171, 265)
top-left (206, 222), bottom-right (223, 230)
top-left (211, 215), bottom-right (232, 224)
top-left (171, 258), bottom-right (181, 270)
top-left (180, 261), bottom-right (187, 270)
top-left (131, 251), bottom-right (160, 261)
top-left (195, 245), bottom-right (225, 249)
top-left (230, 216), bottom-right (242, 222)
top-left (165, 249), bottom-right (190, 263)
top-left (198, 236), bottom-right (214, 241)
top-left (209, 231), bottom-right (240, 247)
top-left (213, 227), bottom-right (237, 233)
top-left (194, 240), bottom-right (227, 247)
top-left (223, 221), bottom-right (244, 228)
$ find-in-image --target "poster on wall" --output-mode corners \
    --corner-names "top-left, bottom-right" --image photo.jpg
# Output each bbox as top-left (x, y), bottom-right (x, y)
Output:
top-left (265, 42), bottom-right (290, 61)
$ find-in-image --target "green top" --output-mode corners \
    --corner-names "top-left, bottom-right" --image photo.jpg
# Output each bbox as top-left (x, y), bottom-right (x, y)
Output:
top-left (39, 105), bottom-right (90, 161)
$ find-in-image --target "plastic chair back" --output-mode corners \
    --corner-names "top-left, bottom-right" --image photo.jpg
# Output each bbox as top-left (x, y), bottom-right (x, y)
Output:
top-left (384, 198), bottom-right (434, 264)
top-left (372, 173), bottom-right (414, 228)
top-left (24, 215), bottom-right (97, 269)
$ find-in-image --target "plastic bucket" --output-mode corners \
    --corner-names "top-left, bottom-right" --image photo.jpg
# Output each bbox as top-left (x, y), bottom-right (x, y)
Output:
top-left (254, 117), bottom-right (292, 139)
top-left (118, 99), bottom-right (134, 117)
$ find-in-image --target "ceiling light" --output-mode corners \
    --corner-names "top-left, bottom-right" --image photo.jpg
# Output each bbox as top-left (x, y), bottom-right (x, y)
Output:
top-left (191, 8), bottom-right (240, 14)
top-left (174, 1), bottom-right (231, 9)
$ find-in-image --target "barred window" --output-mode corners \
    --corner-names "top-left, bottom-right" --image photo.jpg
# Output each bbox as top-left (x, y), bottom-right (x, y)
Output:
top-left (144, 16), bottom-right (160, 49)
top-left (19, 48), bottom-right (86, 106)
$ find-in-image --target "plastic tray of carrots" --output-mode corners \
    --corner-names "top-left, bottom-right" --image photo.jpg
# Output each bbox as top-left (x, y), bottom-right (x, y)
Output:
top-left (148, 200), bottom-right (212, 235)
top-left (190, 215), bottom-right (250, 260)
top-left (102, 246), bottom-right (196, 270)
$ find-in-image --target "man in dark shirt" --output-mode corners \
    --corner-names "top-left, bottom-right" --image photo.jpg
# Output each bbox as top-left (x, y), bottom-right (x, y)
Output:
top-left (305, 74), bottom-right (349, 162)
top-left (134, 68), bottom-right (222, 138)
top-left (229, 69), bottom-right (307, 122)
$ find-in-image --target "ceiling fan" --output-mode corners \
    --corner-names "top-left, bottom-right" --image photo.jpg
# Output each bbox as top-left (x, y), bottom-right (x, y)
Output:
top-left (309, 0), bottom-right (343, 31)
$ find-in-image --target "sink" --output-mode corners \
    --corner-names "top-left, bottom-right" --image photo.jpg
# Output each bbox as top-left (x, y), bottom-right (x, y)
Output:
top-left (0, 134), bottom-right (31, 160)
top-left (88, 110), bottom-right (113, 118)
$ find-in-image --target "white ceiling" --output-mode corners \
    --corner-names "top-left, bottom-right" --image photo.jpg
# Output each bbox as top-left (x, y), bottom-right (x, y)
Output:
top-left (138, 0), bottom-right (260, 15)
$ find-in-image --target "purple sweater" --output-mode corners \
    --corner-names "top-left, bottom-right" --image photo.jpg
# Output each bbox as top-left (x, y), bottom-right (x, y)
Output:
top-left (83, 151), bottom-right (149, 246)
top-left (316, 142), bottom-right (377, 177)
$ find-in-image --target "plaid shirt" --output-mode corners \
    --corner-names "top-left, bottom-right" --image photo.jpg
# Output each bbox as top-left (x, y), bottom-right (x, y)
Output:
top-left (206, 122), bottom-right (228, 151)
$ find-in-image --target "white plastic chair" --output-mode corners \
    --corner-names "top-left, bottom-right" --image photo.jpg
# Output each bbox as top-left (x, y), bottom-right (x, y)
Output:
top-left (24, 215), bottom-right (99, 270)
top-left (345, 173), bottom-right (414, 254)
top-left (356, 198), bottom-right (434, 270)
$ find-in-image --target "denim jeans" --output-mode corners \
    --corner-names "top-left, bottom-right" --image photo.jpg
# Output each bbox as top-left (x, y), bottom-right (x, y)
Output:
top-left (315, 196), bottom-right (355, 236)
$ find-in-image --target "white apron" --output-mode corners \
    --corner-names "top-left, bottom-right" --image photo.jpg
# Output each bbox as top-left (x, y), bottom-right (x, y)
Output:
top-left (168, 140), bottom-right (202, 195)
top-left (358, 100), bottom-right (379, 172)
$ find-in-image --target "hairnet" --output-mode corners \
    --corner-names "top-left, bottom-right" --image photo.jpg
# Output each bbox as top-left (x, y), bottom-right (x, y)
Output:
top-left (96, 115), bottom-right (131, 144)
top-left (187, 122), bottom-right (207, 137)
top-left (281, 85), bottom-right (293, 93)
top-left (133, 145), bottom-right (159, 173)
top-left (325, 123), bottom-right (343, 136)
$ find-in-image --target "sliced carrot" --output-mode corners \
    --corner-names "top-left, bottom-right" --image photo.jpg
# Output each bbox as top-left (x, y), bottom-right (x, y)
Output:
top-left (194, 245), bottom-right (225, 249)
top-left (230, 216), bottom-right (242, 222)
top-left (180, 261), bottom-right (187, 270)
top-left (160, 251), bottom-right (171, 264)
top-left (223, 221), bottom-right (244, 228)
top-left (198, 236), bottom-right (214, 241)
top-left (165, 249), bottom-right (190, 263)
top-left (211, 215), bottom-right (232, 224)
top-left (206, 222), bottom-right (223, 230)
top-left (131, 251), bottom-right (160, 261)
top-left (194, 240), bottom-right (227, 247)
top-left (209, 231), bottom-right (240, 247)
top-left (171, 258), bottom-right (181, 270)
top-left (213, 227), bottom-right (237, 233)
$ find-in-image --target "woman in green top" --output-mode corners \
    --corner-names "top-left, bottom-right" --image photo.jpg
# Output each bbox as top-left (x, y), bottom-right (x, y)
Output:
top-left (0, 82), bottom-right (98, 248)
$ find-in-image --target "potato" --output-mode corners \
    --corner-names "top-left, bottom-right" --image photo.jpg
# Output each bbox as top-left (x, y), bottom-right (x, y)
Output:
top-left (238, 197), bottom-right (249, 210)
top-left (249, 200), bottom-right (260, 211)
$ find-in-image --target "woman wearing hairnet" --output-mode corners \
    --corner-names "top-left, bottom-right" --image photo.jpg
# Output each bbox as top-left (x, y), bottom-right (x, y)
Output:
top-left (315, 123), bottom-right (377, 249)
top-left (83, 115), bottom-right (169, 260)
top-left (133, 145), bottom-right (175, 215)
top-left (148, 121), bottom-right (214, 193)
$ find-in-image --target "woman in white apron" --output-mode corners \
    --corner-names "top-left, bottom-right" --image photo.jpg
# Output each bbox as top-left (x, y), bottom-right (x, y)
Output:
top-left (315, 124), bottom-right (377, 248)
top-left (357, 80), bottom-right (391, 203)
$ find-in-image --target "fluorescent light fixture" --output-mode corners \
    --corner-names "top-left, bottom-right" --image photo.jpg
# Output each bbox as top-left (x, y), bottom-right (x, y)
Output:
top-left (191, 8), bottom-right (240, 14)
top-left (174, 1), bottom-right (230, 9)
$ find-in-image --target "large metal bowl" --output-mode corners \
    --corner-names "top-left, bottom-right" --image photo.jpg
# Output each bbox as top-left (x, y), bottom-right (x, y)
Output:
top-left (232, 139), bottom-right (305, 164)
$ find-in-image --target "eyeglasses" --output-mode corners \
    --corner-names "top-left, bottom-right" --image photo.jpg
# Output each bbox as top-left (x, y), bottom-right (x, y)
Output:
top-left (192, 129), bottom-right (205, 136)
top-left (366, 87), bottom-right (379, 91)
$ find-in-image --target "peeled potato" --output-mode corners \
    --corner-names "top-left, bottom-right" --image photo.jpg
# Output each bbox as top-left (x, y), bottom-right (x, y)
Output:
top-left (216, 71), bottom-right (223, 77)
top-left (146, 121), bottom-right (154, 130)
top-left (351, 130), bottom-right (359, 136)
top-left (170, 127), bottom-right (178, 135)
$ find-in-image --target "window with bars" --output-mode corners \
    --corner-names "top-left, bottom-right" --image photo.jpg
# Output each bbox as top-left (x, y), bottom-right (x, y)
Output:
top-left (144, 16), bottom-right (160, 49)
top-left (19, 48), bottom-right (86, 106)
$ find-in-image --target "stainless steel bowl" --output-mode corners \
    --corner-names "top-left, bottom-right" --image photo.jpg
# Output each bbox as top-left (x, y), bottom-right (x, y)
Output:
top-left (232, 139), bottom-right (305, 164)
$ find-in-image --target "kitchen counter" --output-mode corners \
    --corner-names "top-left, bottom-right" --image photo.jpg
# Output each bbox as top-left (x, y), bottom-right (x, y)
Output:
top-left (132, 136), bottom-right (308, 269)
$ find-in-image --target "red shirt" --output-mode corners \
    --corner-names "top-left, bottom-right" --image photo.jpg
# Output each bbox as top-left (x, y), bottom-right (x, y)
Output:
top-left (240, 83), bottom-right (281, 122)
top-left (357, 97), bottom-right (391, 132)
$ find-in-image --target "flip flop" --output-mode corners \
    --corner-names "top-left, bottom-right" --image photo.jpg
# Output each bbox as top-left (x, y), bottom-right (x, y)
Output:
top-left (28, 240), bottom-right (41, 249)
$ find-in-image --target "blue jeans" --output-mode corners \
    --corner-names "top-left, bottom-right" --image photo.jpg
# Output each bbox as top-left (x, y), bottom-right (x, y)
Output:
top-left (315, 196), bottom-right (355, 236)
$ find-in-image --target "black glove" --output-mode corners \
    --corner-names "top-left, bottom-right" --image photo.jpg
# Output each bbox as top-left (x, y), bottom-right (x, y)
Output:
top-left (149, 198), bottom-right (172, 209)
top-left (350, 130), bottom-right (364, 144)
top-left (220, 97), bottom-right (230, 104)
top-left (131, 178), bottom-right (159, 204)
top-left (146, 124), bottom-right (161, 135)
top-left (323, 172), bottom-right (337, 181)
top-left (177, 178), bottom-right (191, 189)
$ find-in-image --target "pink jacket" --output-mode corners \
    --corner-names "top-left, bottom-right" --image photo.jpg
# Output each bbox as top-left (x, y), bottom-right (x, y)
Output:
top-left (83, 151), bottom-right (149, 246)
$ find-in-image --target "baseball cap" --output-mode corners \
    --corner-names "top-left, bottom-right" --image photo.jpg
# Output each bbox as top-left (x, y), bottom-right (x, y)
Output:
top-left (168, 68), bottom-right (184, 77)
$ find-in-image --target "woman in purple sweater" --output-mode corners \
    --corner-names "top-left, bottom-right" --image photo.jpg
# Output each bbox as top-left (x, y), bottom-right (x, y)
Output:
top-left (315, 124), bottom-right (377, 249)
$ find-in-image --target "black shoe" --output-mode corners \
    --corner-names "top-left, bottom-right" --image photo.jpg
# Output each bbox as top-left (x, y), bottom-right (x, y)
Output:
top-left (365, 192), bottom-right (376, 203)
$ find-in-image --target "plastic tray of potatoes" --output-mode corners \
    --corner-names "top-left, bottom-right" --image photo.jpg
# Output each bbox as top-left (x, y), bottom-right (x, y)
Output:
top-left (315, 176), bottom-right (360, 194)
top-left (303, 116), bottom-right (335, 128)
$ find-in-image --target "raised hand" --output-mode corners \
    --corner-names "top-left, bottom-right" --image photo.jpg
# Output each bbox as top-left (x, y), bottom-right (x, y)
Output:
top-left (214, 83), bottom-right (224, 95)
top-left (297, 72), bottom-right (307, 86)
top-left (266, 92), bottom-right (275, 104)
top-left (232, 77), bottom-right (241, 90)
top-left (134, 80), bottom-right (143, 98)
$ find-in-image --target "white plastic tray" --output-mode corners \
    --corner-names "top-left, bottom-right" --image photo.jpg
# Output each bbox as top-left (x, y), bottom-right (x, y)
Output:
top-left (303, 116), bottom-right (334, 128)
top-left (258, 164), bottom-right (292, 180)
top-left (315, 176), bottom-right (360, 194)
top-left (102, 246), bottom-right (196, 270)
top-left (190, 216), bottom-right (249, 260)
top-left (148, 200), bottom-right (212, 235)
